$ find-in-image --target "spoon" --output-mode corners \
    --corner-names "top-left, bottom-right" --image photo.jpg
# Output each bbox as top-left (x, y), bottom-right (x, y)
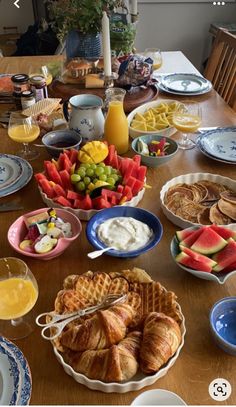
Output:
top-left (87, 246), bottom-right (116, 259)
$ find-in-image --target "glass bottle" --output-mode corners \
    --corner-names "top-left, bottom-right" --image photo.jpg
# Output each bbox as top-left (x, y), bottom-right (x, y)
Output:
top-left (104, 88), bottom-right (129, 155)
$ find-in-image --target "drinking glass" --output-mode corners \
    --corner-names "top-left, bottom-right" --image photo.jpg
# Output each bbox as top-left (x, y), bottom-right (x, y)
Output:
top-left (8, 112), bottom-right (40, 160)
top-left (0, 257), bottom-right (38, 340)
top-left (172, 101), bottom-right (202, 150)
top-left (144, 48), bottom-right (162, 70)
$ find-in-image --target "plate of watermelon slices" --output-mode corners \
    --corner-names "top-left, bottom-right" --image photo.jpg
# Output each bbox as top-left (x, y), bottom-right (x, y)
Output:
top-left (171, 224), bottom-right (236, 284)
top-left (35, 145), bottom-right (147, 221)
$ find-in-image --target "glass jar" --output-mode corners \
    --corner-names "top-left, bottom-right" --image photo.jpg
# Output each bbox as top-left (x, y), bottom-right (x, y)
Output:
top-left (30, 75), bottom-right (48, 102)
top-left (21, 90), bottom-right (36, 110)
top-left (11, 74), bottom-right (29, 95)
top-left (104, 88), bottom-right (128, 154)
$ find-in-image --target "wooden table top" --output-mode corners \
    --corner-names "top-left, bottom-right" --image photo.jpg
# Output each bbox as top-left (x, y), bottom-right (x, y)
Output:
top-left (0, 53), bottom-right (236, 405)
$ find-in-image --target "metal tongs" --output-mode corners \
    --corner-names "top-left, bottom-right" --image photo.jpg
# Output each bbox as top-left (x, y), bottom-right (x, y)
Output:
top-left (36, 293), bottom-right (127, 341)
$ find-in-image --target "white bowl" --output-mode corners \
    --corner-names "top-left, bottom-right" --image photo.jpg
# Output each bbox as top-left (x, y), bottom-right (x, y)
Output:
top-left (52, 306), bottom-right (185, 393)
top-left (131, 389), bottom-right (187, 405)
top-left (160, 172), bottom-right (236, 229)
top-left (127, 99), bottom-right (184, 139)
top-left (170, 225), bottom-right (236, 284)
top-left (39, 185), bottom-right (145, 221)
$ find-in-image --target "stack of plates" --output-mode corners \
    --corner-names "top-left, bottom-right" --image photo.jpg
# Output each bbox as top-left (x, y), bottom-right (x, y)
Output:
top-left (158, 73), bottom-right (212, 96)
top-left (196, 127), bottom-right (236, 164)
top-left (0, 336), bottom-right (32, 405)
top-left (0, 154), bottom-right (33, 198)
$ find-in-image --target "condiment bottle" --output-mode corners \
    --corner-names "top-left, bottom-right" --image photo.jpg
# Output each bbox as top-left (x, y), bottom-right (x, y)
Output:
top-left (21, 90), bottom-right (36, 110)
top-left (11, 74), bottom-right (29, 94)
top-left (104, 88), bottom-right (128, 154)
top-left (30, 75), bottom-right (48, 102)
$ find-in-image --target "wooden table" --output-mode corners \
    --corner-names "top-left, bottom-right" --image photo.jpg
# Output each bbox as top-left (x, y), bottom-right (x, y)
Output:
top-left (0, 53), bottom-right (236, 406)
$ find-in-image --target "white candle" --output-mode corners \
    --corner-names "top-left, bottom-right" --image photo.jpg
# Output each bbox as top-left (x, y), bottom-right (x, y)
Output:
top-left (102, 11), bottom-right (112, 77)
top-left (130, 0), bottom-right (137, 15)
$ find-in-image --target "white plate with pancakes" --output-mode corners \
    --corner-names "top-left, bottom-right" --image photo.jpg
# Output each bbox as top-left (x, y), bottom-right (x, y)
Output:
top-left (50, 269), bottom-right (186, 393)
top-left (160, 173), bottom-right (236, 229)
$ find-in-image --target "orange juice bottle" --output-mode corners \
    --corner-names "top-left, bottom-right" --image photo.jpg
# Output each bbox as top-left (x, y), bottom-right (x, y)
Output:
top-left (104, 88), bottom-right (129, 154)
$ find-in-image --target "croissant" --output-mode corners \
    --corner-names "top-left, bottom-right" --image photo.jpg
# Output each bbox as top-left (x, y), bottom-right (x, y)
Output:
top-left (61, 303), bottom-right (135, 351)
top-left (140, 312), bottom-right (181, 374)
top-left (66, 331), bottom-right (142, 382)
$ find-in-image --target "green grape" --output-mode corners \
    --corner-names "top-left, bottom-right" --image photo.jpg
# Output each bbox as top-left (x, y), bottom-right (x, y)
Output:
top-left (110, 173), bottom-right (119, 182)
top-left (86, 168), bottom-right (94, 177)
top-left (98, 162), bottom-right (105, 167)
top-left (99, 174), bottom-right (107, 182)
top-left (84, 176), bottom-right (91, 186)
top-left (76, 181), bottom-right (85, 191)
top-left (90, 163), bottom-right (97, 170)
top-left (71, 174), bottom-right (81, 183)
top-left (104, 166), bottom-right (112, 175)
top-left (111, 168), bottom-right (117, 174)
top-left (95, 166), bottom-right (104, 176)
top-left (93, 178), bottom-right (98, 184)
top-left (107, 177), bottom-right (116, 186)
top-left (76, 167), bottom-right (86, 177)
top-left (80, 163), bottom-right (87, 168)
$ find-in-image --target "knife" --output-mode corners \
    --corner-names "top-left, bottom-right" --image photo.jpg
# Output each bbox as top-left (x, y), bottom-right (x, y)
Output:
top-left (197, 127), bottom-right (218, 133)
top-left (0, 203), bottom-right (24, 212)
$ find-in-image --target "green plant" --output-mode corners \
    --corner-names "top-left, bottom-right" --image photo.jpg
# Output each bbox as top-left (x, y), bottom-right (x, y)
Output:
top-left (46, 0), bottom-right (122, 42)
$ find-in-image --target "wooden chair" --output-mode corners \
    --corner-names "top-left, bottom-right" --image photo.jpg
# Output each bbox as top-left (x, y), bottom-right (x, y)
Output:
top-left (204, 28), bottom-right (236, 111)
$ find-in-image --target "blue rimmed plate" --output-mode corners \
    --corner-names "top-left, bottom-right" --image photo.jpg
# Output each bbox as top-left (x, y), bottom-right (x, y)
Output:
top-left (0, 337), bottom-right (32, 405)
top-left (0, 342), bottom-right (21, 406)
top-left (0, 157), bottom-right (33, 198)
top-left (0, 154), bottom-right (23, 191)
top-left (86, 206), bottom-right (163, 258)
top-left (198, 127), bottom-right (236, 162)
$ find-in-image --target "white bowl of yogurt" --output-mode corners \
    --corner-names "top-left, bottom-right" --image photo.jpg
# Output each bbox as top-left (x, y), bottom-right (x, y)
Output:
top-left (86, 206), bottom-right (163, 258)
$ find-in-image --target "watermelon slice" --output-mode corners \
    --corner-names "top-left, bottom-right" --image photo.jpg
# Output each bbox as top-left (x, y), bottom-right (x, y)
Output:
top-left (191, 228), bottom-right (227, 255)
top-left (180, 227), bottom-right (206, 248)
top-left (221, 260), bottom-right (236, 273)
top-left (175, 252), bottom-right (212, 272)
top-left (212, 238), bottom-right (236, 272)
top-left (179, 245), bottom-right (217, 268)
top-left (176, 228), bottom-right (195, 242)
top-left (209, 224), bottom-right (236, 241)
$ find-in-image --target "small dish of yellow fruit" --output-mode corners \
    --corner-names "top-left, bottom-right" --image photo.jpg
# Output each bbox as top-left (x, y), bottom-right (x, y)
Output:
top-left (128, 99), bottom-right (185, 139)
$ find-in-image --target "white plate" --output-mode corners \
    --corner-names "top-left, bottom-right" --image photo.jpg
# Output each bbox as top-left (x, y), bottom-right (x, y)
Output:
top-left (53, 307), bottom-right (185, 393)
top-left (131, 389), bottom-right (187, 405)
top-left (158, 81), bottom-right (212, 96)
top-left (127, 99), bottom-right (184, 139)
top-left (196, 136), bottom-right (236, 165)
top-left (38, 185), bottom-right (145, 221)
top-left (160, 172), bottom-right (236, 229)
top-left (0, 342), bottom-right (21, 406)
top-left (161, 73), bottom-right (210, 93)
top-left (0, 158), bottom-right (33, 198)
top-left (0, 154), bottom-right (23, 190)
top-left (0, 337), bottom-right (32, 405)
top-left (199, 127), bottom-right (236, 162)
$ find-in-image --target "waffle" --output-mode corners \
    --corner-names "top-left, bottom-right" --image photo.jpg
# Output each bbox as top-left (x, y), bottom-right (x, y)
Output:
top-left (22, 98), bottom-right (61, 117)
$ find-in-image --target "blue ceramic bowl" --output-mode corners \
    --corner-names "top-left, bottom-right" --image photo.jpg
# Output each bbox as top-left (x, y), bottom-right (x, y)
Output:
top-left (210, 297), bottom-right (236, 355)
top-left (86, 206), bottom-right (163, 258)
top-left (42, 129), bottom-right (82, 157)
top-left (131, 135), bottom-right (178, 168)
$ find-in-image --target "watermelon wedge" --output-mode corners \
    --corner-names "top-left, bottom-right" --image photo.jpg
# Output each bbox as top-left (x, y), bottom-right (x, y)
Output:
top-left (180, 227), bottom-right (206, 248)
top-left (212, 238), bottom-right (236, 272)
top-left (221, 260), bottom-right (236, 273)
top-left (209, 224), bottom-right (236, 241)
top-left (175, 252), bottom-right (212, 272)
top-left (191, 228), bottom-right (227, 255)
top-left (179, 245), bottom-right (217, 268)
top-left (176, 228), bottom-right (194, 242)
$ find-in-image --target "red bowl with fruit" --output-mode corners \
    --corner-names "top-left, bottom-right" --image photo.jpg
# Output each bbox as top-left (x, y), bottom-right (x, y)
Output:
top-left (170, 225), bottom-right (236, 284)
top-left (8, 208), bottom-right (82, 260)
top-left (35, 143), bottom-right (147, 221)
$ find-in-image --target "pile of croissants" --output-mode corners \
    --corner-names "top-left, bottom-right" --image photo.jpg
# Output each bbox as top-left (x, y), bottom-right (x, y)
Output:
top-left (61, 303), bottom-right (182, 382)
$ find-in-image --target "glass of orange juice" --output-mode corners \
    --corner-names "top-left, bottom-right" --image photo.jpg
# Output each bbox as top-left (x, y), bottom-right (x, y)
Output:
top-left (104, 88), bottom-right (129, 155)
top-left (8, 112), bottom-right (40, 160)
top-left (172, 101), bottom-right (202, 150)
top-left (144, 48), bottom-right (162, 70)
top-left (0, 257), bottom-right (38, 340)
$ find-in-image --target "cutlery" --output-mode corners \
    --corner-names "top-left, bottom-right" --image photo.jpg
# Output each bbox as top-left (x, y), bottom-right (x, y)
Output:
top-left (87, 246), bottom-right (116, 259)
top-left (0, 202), bottom-right (24, 212)
top-left (197, 127), bottom-right (218, 133)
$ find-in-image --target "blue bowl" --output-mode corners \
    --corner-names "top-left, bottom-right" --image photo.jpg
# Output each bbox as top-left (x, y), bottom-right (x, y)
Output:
top-left (42, 129), bottom-right (82, 157)
top-left (210, 297), bottom-right (236, 356)
top-left (86, 206), bottom-right (163, 258)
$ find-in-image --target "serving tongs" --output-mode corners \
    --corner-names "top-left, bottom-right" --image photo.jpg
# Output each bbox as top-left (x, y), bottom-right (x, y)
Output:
top-left (36, 293), bottom-right (127, 340)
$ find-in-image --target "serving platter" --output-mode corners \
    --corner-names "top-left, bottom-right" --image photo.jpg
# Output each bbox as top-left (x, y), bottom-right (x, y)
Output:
top-left (198, 127), bottom-right (236, 163)
top-left (160, 172), bottom-right (236, 229)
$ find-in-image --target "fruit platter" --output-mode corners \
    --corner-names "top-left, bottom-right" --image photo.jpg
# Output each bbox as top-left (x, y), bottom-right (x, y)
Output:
top-left (171, 224), bottom-right (236, 284)
top-left (35, 141), bottom-right (147, 221)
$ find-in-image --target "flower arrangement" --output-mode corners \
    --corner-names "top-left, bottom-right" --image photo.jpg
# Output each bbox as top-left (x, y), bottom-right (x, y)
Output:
top-left (46, 0), bottom-right (123, 42)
